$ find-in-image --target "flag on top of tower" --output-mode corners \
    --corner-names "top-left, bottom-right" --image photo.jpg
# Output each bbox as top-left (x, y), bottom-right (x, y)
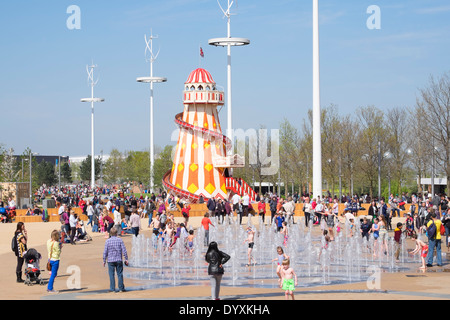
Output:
top-left (200, 47), bottom-right (204, 58)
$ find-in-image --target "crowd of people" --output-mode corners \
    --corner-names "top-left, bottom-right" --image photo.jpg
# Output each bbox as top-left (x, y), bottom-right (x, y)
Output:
top-left (8, 180), bottom-right (449, 299)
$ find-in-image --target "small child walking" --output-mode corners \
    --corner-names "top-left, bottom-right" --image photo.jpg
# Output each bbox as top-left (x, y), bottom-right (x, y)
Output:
top-left (279, 259), bottom-right (298, 300)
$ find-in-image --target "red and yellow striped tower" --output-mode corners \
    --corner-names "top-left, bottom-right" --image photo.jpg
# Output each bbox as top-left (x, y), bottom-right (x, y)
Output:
top-left (163, 68), bottom-right (230, 202)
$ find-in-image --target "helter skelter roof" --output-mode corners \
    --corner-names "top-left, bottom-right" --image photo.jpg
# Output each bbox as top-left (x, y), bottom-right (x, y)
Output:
top-left (185, 68), bottom-right (216, 85)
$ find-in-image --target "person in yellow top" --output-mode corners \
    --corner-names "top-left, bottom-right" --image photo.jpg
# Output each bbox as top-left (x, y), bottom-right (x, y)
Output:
top-left (47, 230), bottom-right (62, 293)
top-left (426, 212), bottom-right (442, 267)
top-left (14, 222), bottom-right (28, 283)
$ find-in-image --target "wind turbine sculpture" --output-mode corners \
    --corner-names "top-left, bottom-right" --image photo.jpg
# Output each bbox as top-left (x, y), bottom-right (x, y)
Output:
top-left (81, 63), bottom-right (105, 191)
top-left (137, 30), bottom-right (167, 193)
top-left (208, 0), bottom-right (250, 174)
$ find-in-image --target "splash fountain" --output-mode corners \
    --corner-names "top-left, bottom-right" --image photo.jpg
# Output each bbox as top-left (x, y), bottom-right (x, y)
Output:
top-left (125, 214), bottom-right (436, 291)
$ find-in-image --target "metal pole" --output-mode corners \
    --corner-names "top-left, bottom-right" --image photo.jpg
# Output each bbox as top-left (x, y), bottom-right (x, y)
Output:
top-left (312, 0), bottom-right (322, 199)
top-left (339, 150), bottom-right (342, 202)
top-left (100, 150), bottom-right (104, 187)
top-left (306, 154), bottom-right (309, 195)
top-left (91, 83), bottom-right (95, 191)
top-left (150, 46), bottom-right (155, 194)
top-left (431, 137), bottom-right (435, 196)
top-left (227, 6), bottom-right (233, 177)
top-left (378, 141), bottom-right (381, 200)
top-left (29, 153), bottom-right (32, 203)
top-left (58, 155), bottom-right (61, 190)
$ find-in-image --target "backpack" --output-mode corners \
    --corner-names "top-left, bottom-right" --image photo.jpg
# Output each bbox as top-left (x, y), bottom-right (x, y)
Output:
top-left (427, 221), bottom-right (437, 240)
top-left (11, 234), bottom-right (17, 254)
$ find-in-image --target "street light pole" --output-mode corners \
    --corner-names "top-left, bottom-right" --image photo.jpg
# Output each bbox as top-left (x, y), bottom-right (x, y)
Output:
top-left (209, 0), bottom-right (250, 176)
top-left (378, 141), bottom-right (381, 200)
top-left (29, 152), bottom-right (32, 203)
top-left (431, 137), bottom-right (435, 196)
top-left (137, 31), bottom-right (167, 194)
top-left (81, 64), bottom-right (105, 191)
top-left (312, 0), bottom-right (323, 199)
top-left (339, 150), bottom-right (342, 202)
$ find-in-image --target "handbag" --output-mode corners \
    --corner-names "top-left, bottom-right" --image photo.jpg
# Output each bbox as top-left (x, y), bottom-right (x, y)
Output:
top-left (47, 241), bottom-right (55, 271)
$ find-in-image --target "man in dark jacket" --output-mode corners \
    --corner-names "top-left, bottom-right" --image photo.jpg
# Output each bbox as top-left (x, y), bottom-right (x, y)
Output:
top-left (215, 199), bottom-right (225, 223)
top-left (207, 198), bottom-right (216, 217)
top-left (269, 196), bottom-right (278, 225)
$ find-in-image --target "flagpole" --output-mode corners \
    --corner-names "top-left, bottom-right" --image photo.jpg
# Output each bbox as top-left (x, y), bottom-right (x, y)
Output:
top-left (312, 0), bottom-right (322, 199)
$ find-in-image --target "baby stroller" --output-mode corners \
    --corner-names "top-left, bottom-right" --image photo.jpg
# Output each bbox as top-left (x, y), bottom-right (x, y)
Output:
top-left (23, 248), bottom-right (44, 286)
top-left (76, 220), bottom-right (92, 242)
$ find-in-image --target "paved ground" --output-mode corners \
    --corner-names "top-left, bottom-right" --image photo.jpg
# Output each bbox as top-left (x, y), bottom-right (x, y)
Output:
top-left (1, 216), bottom-right (449, 301)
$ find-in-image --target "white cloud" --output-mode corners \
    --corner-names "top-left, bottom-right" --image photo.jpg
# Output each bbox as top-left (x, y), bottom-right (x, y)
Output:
top-left (416, 5), bottom-right (450, 14)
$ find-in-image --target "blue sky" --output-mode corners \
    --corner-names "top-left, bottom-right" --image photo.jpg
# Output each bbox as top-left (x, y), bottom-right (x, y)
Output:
top-left (0, 0), bottom-right (449, 157)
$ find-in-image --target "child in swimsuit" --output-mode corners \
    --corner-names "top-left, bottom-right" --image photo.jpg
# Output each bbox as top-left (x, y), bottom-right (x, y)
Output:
top-left (280, 258), bottom-right (298, 300)
top-left (187, 230), bottom-right (194, 255)
top-left (272, 246), bottom-right (289, 283)
top-left (281, 221), bottom-right (289, 247)
top-left (410, 234), bottom-right (428, 269)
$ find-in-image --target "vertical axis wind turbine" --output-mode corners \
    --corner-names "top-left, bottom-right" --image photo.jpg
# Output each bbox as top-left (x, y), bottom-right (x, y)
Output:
top-left (208, 0), bottom-right (250, 174)
top-left (81, 64), bottom-right (105, 191)
top-left (312, 0), bottom-right (322, 198)
top-left (137, 30), bottom-right (167, 193)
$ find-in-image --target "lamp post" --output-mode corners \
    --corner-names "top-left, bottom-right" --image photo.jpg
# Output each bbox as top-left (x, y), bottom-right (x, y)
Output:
top-left (209, 0), bottom-right (250, 174)
top-left (431, 137), bottom-right (435, 197)
top-left (81, 63), bottom-right (105, 191)
top-left (27, 152), bottom-right (38, 204)
top-left (383, 151), bottom-right (392, 198)
top-left (312, 0), bottom-right (323, 199)
top-left (137, 31), bottom-right (167, 194)
top-left (339, 150), bottom-right (342, 202)
top-left (378, 141), bottom-right (381, 200)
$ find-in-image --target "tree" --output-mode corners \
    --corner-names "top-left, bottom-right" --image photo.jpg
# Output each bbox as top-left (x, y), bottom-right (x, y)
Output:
top-left (356, 106), bottom-right (387, 198)
top-left (61, 162), bottom-right (72, 184)
top-left (1, 148), bottom-right (17, 182)
top-left (416, 72), bottom-right (450, 193)
top-left (123, 150), bottom-right (150, 184)
top-left (35, 160), bottom-right (57, 186)
top-left (103, 149), bottom-right (125, 184)
top-left (406, 106), bottom-right (431, 193)
top-left (153, 145), bottom-right (174, 190)
top-left (385, 106), bottom-right (411, 195)
top-left (79, 155), bottom-right (102, 182)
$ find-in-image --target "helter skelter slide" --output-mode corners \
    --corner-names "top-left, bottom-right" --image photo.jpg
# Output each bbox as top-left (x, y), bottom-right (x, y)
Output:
top-left (162, 68), bottom-right (256, 203)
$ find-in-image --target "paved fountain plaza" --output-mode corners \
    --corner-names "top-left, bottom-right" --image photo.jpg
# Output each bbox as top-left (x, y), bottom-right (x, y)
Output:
top-left (125, 215), bottom-right (442, 290)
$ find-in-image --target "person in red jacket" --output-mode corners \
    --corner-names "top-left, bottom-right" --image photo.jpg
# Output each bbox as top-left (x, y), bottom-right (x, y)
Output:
top-left (181, 202), bottom-right (191, 225)
top-left (201, 213), bottom-right (215, 246)
top-left (258, 199), bottom-right (266, 224)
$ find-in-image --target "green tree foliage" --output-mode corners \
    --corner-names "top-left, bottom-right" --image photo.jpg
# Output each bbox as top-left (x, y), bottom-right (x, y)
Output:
top-left (103, 149), bottom-right (125, 184)
top-left (153, 145), bottom-right (174, 190)
top-left (123, 151), bottom-right (150, 184)
top-left (35, 160), bottom-right (57, 186)
top-left (61, 162), bottom-right (72, 183)
top-left (80, 155), bottom-right (102, 182)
